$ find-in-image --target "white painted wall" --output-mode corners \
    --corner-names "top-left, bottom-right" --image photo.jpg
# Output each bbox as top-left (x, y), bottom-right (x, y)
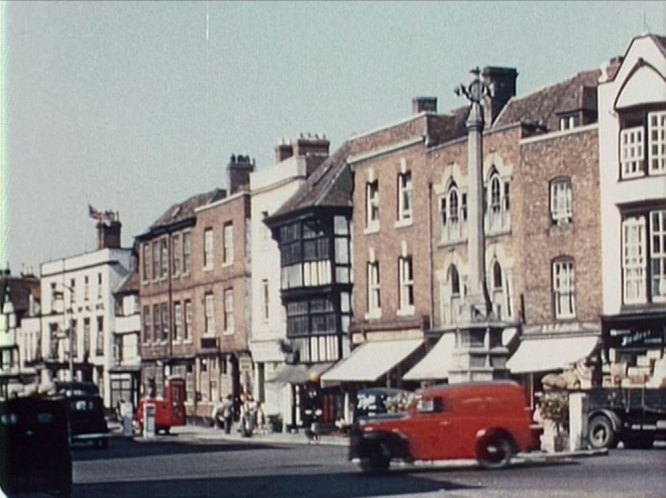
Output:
top-left (249, 154), bottom-right (310, 415)
top-left (40, 248), bottom-right (132, 406)
top-left (598, 36), bottom-right (666, 315)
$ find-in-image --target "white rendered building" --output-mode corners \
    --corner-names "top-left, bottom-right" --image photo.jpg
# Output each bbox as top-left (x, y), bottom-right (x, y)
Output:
top-left (598, 34), bottom-right (666, 373)
top-left (40, 219), bottom-right (132, 407)
top-left (249, 135), bottom-right (329, 422)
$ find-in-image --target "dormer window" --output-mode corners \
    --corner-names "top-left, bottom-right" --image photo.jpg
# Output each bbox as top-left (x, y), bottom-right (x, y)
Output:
top-left (559, 114), bottom-right (581, 131)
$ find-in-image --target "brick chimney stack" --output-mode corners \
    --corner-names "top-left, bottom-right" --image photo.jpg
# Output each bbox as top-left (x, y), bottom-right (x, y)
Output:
top-left (227, 154), bottom-right (255, 194)
top-left (412, 97), bottom-right (438, 114)
top-left (274, 134), bottom-right (330, 163)
top-left (97, 214), bottom-right (122, 250)
top-left (482, 66), bottom-right (518, 125)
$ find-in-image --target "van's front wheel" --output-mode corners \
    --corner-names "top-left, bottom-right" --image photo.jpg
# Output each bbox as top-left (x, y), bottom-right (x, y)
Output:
top-left (476, 433), bottom-right (514, 469)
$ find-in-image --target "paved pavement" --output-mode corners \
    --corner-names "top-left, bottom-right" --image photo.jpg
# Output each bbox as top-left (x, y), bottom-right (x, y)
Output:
top-left (112, 421), bottom-right (608, 467)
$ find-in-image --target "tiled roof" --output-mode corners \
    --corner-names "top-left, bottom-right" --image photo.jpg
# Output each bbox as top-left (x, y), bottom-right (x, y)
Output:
top-left (0, 276), bottom-right (39, 316)
top-left (114, 268), bottom-right (139, 295)
top-left (149, 188), bottom-right (226, 230)
top-left (270, 142), bottom-right (353, 220)
top-left (493, 69), bottom-right (601, 131)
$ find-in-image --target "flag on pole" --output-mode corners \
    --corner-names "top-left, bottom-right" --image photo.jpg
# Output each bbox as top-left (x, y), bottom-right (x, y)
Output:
top-left (88, 204), bottom-right (114, 226)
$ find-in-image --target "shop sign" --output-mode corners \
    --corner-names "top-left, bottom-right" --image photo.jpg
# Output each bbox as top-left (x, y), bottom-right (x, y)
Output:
top-left (609, 326), bottom-right (665, 348)
top-left (238, 355), bottom-right (253, 373)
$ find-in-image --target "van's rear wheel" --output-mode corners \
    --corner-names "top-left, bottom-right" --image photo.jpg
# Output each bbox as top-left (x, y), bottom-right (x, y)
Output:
top-left (476, 434), bottom-right (514, 469)
top-left (588, 415), bottom-right (616, 449)
top-left (359, 442), bottom-right (390, 473)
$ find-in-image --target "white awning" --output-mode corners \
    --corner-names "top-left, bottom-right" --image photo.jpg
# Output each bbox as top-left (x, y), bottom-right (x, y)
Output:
top-left (320, 339), bottom-right (422, 385)
top-left (506, 335), bottom-right (600, 374)
top-left (266, 363), bottom-right (334, 385)
top-left (403, 334), bottom-right (456, 381)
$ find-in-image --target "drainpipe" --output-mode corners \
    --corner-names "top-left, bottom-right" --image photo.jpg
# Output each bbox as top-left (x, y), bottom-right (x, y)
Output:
top-left (428, 181), bottom-right (435, 333)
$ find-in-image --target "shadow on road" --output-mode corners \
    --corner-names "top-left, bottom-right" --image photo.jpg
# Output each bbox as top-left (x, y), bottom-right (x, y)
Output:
top-left (72, 437), bottom-right (286, 462)
top-left (72, 471), bottom-right (482, 498)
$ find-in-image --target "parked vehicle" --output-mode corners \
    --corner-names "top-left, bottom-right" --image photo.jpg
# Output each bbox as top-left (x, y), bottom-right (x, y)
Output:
top-left (0, 396), bottom-right (73, 497)
top-left (586, 387), bottom-right (666, 449)
top-left (349, 381), bottom-right (535, 473)
top-left (134, 376), bottom-right (186, 435)
top-left (54, 393), bottom-right (110, 448)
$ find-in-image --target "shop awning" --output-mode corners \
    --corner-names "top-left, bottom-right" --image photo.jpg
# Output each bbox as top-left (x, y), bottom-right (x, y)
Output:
top-left (267, 362), bottom-right (334, 385)
top-left (320, 339), bottom-right (422, 386)
top-left (506, 335), bottom-right (600, 374)
top-left (403, 334), bottom-right (456, 381)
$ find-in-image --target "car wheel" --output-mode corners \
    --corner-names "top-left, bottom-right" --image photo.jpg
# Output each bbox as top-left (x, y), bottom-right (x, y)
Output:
top-left (359, 442), bottom-right (390, 473)
top-left (476, 433), bottom-right (514, 469)
top-left (588, 415), bottom-right (616, 450)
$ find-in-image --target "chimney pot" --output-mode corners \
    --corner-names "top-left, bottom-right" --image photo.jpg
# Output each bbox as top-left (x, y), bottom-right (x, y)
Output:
top-left (412, 97), bottom-right (438, 114)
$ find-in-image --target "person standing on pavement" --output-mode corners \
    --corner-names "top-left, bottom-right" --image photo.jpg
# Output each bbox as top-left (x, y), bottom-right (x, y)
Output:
top-left (221, 394), bottom-right (233, 434)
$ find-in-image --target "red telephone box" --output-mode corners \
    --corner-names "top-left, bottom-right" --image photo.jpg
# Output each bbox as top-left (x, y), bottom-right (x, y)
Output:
top-left (135, 376), bottom-right (186, 434)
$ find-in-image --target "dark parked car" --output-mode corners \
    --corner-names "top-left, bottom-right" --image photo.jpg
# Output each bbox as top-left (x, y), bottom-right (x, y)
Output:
top-left (0, 396), bottom-right (73, 497)
top-left (55, 393), bottom-right (110, 448)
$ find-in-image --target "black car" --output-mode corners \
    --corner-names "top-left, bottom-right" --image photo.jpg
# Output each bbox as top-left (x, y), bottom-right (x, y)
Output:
top-left (0, 396), bottom-right (73, 497)
top-left (55, 393), bottom-right (110, 448)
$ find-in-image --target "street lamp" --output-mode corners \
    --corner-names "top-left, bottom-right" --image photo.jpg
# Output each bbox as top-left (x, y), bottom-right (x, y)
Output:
top-left (54, 283), bottom-right (75, 381)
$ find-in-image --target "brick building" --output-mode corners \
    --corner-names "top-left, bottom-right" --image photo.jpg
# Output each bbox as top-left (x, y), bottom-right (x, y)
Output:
top-left (318, 65), bottom-right (608, 405)
top-left (137, 156), bottom-right (253, 420)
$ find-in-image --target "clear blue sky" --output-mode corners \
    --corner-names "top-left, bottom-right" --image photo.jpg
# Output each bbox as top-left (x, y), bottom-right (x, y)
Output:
top-left (1, 1), bottom-right (664, 274)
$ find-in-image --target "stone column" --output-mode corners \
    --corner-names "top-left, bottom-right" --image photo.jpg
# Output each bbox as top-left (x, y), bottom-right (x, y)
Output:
top-left (456, 68), bottom-right (491, 319)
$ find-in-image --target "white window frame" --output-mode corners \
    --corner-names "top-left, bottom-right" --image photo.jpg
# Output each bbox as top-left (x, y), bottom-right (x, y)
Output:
top-left (397, 171), bottom-right (413, 222)
top-left (650, 210), bottom-right (666, 303)
top-left (398, 256), bottom-right (415, 314)
top-left (622, 216), bottom-right (647, 304)
top-left (550, 178), bottom-right (573, 225)
top-left (183, 300), bottom-right (192, 342)
top-left (442, 265), bottom-right (461, 325)
top-left (648, 111), bottom-right (666, 175)
top-left (182, 231), bottom-right (191, 275)
top-left (204, 293), bottom-right (215, 336)
top-left (172, 234), bottom-right (180, 277)
top-left (173, 302), bottom-right (182, 342)
top-left (160, 239), bottom-right (168, 278)
top-left (223, 288), bottom-right (234, 334)
top-left (152, 242), bottom-right (159, 281)
top-left (366, 181), bottom-right (379, 229)
top-left (620, 126), bottom-right (645, 179)
top-left (367, 261), bottom-right (381, 317)
top-left (142, 244), bottom-right (150, 281)
top-left (223, 222), bottom-right (233, 265)
top-left (553, 259), bottom-right (576, 319)
top-left (490, 260), bottom-right (507, 320)
top-left (487, 172), bottom-right (511, 233)
top-left (203, 228), bottom-right (214, 270)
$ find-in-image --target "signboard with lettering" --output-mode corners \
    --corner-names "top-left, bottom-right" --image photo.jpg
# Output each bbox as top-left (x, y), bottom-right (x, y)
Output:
top-left (608, 325), bottom-right (665, 349)
top-left (238, 355), bottom-right (253, 374)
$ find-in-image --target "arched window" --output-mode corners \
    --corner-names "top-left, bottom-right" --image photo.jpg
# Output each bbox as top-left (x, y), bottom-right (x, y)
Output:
top-left (442, 264), bottom-right (462, 325)
top-left (440, 183), bottom-right (467, 242)
top-left (489, 260), bottom-right (507, 320)
top-left (487, 168), bottom-right (511, 233)
top-left (450, 265), bottom-right (460, 296)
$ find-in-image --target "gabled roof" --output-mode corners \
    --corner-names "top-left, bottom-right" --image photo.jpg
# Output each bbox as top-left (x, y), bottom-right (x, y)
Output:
top-left (0, 275), bottom-right (39, 317)
top-left (148, 188), bottom-right (226, 231)
top-left (650, 34), bottom-right (666, 56)
top-left (493, 69), bottom-right (601, 131)
top-left (269, 142), bottom-right (353, 222)
top-left (114, 268), bottom-right (139, 296)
